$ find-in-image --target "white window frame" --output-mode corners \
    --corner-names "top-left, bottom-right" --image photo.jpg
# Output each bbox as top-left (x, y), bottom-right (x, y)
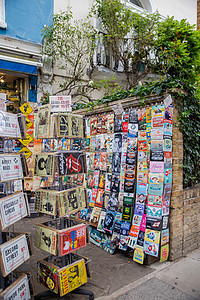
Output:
top-left (0, 0), bottom-right (7, 29)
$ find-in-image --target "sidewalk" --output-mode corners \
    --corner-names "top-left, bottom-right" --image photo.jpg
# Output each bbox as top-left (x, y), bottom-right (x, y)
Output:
top-left (12, 217), bottom-right (200, 299)
top-left (96, 249), bottom-right (200, 300)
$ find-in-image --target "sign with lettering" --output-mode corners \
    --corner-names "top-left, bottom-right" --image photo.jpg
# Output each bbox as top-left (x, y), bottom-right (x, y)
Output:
top-left (50, 96), bottom-right (72, 113)
top-left (57, 152), bottom-right (86, 176)
top-left (58, 224), bottom-right (87, 256)
top-left (0, 112), bottom-right (21, 138)
top-left (0, 154), bottom-right (23, 182)
top-left (35, 225), bottom-right (57, 255)
top-left (0, 234), bottom-right (30, 277)
top-left (0, 192), bottom-right (29, 230)
top-left (34, 153), bottom-right (55, 177)
top-left (58, 259), bottom-right (87, 296)
top-left (0, 274), bottom-right (31, 299)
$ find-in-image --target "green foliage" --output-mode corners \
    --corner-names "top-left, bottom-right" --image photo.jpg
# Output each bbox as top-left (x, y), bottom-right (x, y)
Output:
top-left (93, 0), bottom-right (161, 88)
top-left (41, 9), bottom-right (99, 101)
top-left (155, 17), bottom-right (200, 83)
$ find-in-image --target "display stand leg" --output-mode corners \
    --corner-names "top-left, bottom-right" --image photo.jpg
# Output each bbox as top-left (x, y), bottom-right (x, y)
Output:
top-left (71, 288), bottom-right (94, 300)
top-left (0, 229), bottom-right (5, 290)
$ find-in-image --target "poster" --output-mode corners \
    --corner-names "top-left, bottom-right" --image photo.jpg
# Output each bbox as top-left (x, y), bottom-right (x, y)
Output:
top-left (35, 225), bottom-right (57, 255)
top-left (0, 274), bottom-right (31, 300)
top-left (0, 192), bottom-right (29, 230)
top-left (58, 259), bottom-right (87, 296)
top-left (59, 224), bottom-right (87, 256)
top-left (0, 234), bottom-right (30, 277)
top-left (0, 154), bottom-right (23, 181)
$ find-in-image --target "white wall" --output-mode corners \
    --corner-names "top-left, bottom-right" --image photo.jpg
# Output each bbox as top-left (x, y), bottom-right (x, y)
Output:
top-left (54, 0), bottom-right (94, 19)
top-left (153, 0), bottom-right (197, 25)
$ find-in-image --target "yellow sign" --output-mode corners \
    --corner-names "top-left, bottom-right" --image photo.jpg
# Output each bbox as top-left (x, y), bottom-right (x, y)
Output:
top-left (19, 146), bottom-right (32, 159)
top-left (58, 259), bottom-right (87, 296)
top-left (19, 102), bottom-right (33, 116)
top-left (19, 133), bottom-right (33, 147)
top-left (133, 245), bottom-right (144, 264)
top-left (25, 116), bottom-right (33, 130)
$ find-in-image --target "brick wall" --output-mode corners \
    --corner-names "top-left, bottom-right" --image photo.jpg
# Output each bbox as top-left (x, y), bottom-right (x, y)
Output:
top-left (169, 107), bottom-right (200, 260)
top-left (169, 107), bottom-right (184, 260)
top-left (183, 186), bottom-right (200, 254)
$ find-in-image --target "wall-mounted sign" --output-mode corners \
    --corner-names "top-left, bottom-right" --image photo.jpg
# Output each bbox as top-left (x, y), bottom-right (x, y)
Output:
top-left (0, 154), bottom-right (23, 182)
top-left (0, 112), bottom-right (21, 138)
top-left (0, 234), bottom-right (30, 277)
top-left (58, 224), bottom-right (87, 256)
top-left (0, 192), bottom-right (29, 230)
top-left (50, 96), bottom-right (72, 113)
top-left (0, 274), bottom-right (31, 300)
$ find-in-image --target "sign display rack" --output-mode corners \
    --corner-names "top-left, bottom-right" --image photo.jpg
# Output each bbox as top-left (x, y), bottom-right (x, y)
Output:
top-left (0, 110), bottom-right (33, 298)
top-left (33, 109), bottom-right (94, 299)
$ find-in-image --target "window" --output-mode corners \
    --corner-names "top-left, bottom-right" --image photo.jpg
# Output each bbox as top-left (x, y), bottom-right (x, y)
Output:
top-left (127, 0), bottom-right (155, 13)
top-left (0, 0), bottom-right (7, 29)
top-left (130, 0), bottom-right (143, 8)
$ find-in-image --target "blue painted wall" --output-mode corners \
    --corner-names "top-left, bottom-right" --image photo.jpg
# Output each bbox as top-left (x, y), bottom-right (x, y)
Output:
top-left (0, 0), bottom-right (53, 44)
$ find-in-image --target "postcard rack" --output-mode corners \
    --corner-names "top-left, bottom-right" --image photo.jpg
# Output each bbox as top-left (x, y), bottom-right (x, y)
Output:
top-left (0, 110), bottom-right (33, 298)
top-left (33, 108), bottom-right (94, 299)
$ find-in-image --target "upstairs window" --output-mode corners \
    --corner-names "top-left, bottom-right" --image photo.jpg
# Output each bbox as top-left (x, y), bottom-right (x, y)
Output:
top-left (0, 0), bottom-right (7, 29)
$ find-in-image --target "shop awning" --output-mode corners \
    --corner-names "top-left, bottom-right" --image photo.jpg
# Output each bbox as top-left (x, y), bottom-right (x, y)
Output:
top-left (0, 55), bottom-right (43, 75)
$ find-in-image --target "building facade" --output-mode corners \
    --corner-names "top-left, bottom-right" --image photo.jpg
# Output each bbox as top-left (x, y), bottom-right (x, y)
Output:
top-left (0, 0), bottom-right (53, 109)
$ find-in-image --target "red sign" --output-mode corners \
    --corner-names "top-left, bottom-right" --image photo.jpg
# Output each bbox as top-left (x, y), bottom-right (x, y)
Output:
top-left (59, 224), bottom-right (87, 256)
top-left (66, 154), bottom-right (82, 173)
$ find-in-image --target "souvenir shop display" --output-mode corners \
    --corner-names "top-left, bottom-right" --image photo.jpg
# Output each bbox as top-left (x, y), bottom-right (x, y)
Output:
top-left (83, 94), bottom-right (173, 263)
top-left (0, 109), bottom-right (33, 297)
top-left (33, 106), bottom-right (92, 298)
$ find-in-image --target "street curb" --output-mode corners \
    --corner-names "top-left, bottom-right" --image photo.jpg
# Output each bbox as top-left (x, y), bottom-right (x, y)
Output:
top-left (95, 261), bottom-right (174, 300)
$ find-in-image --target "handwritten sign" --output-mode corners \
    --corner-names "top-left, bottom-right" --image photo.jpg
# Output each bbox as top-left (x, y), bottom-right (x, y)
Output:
top-left (0, 234), bottom-right (30, 277)
top-left (0, 112), bottom-right (21, 138)
top-left (50, 96), bottom-right (72, 113)
top-left (0, 192), bottom-right (29, 230)
top-left (0, 154), bottom-right (23, 182)
top-left (0, 274), bottom-right (31, 299)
